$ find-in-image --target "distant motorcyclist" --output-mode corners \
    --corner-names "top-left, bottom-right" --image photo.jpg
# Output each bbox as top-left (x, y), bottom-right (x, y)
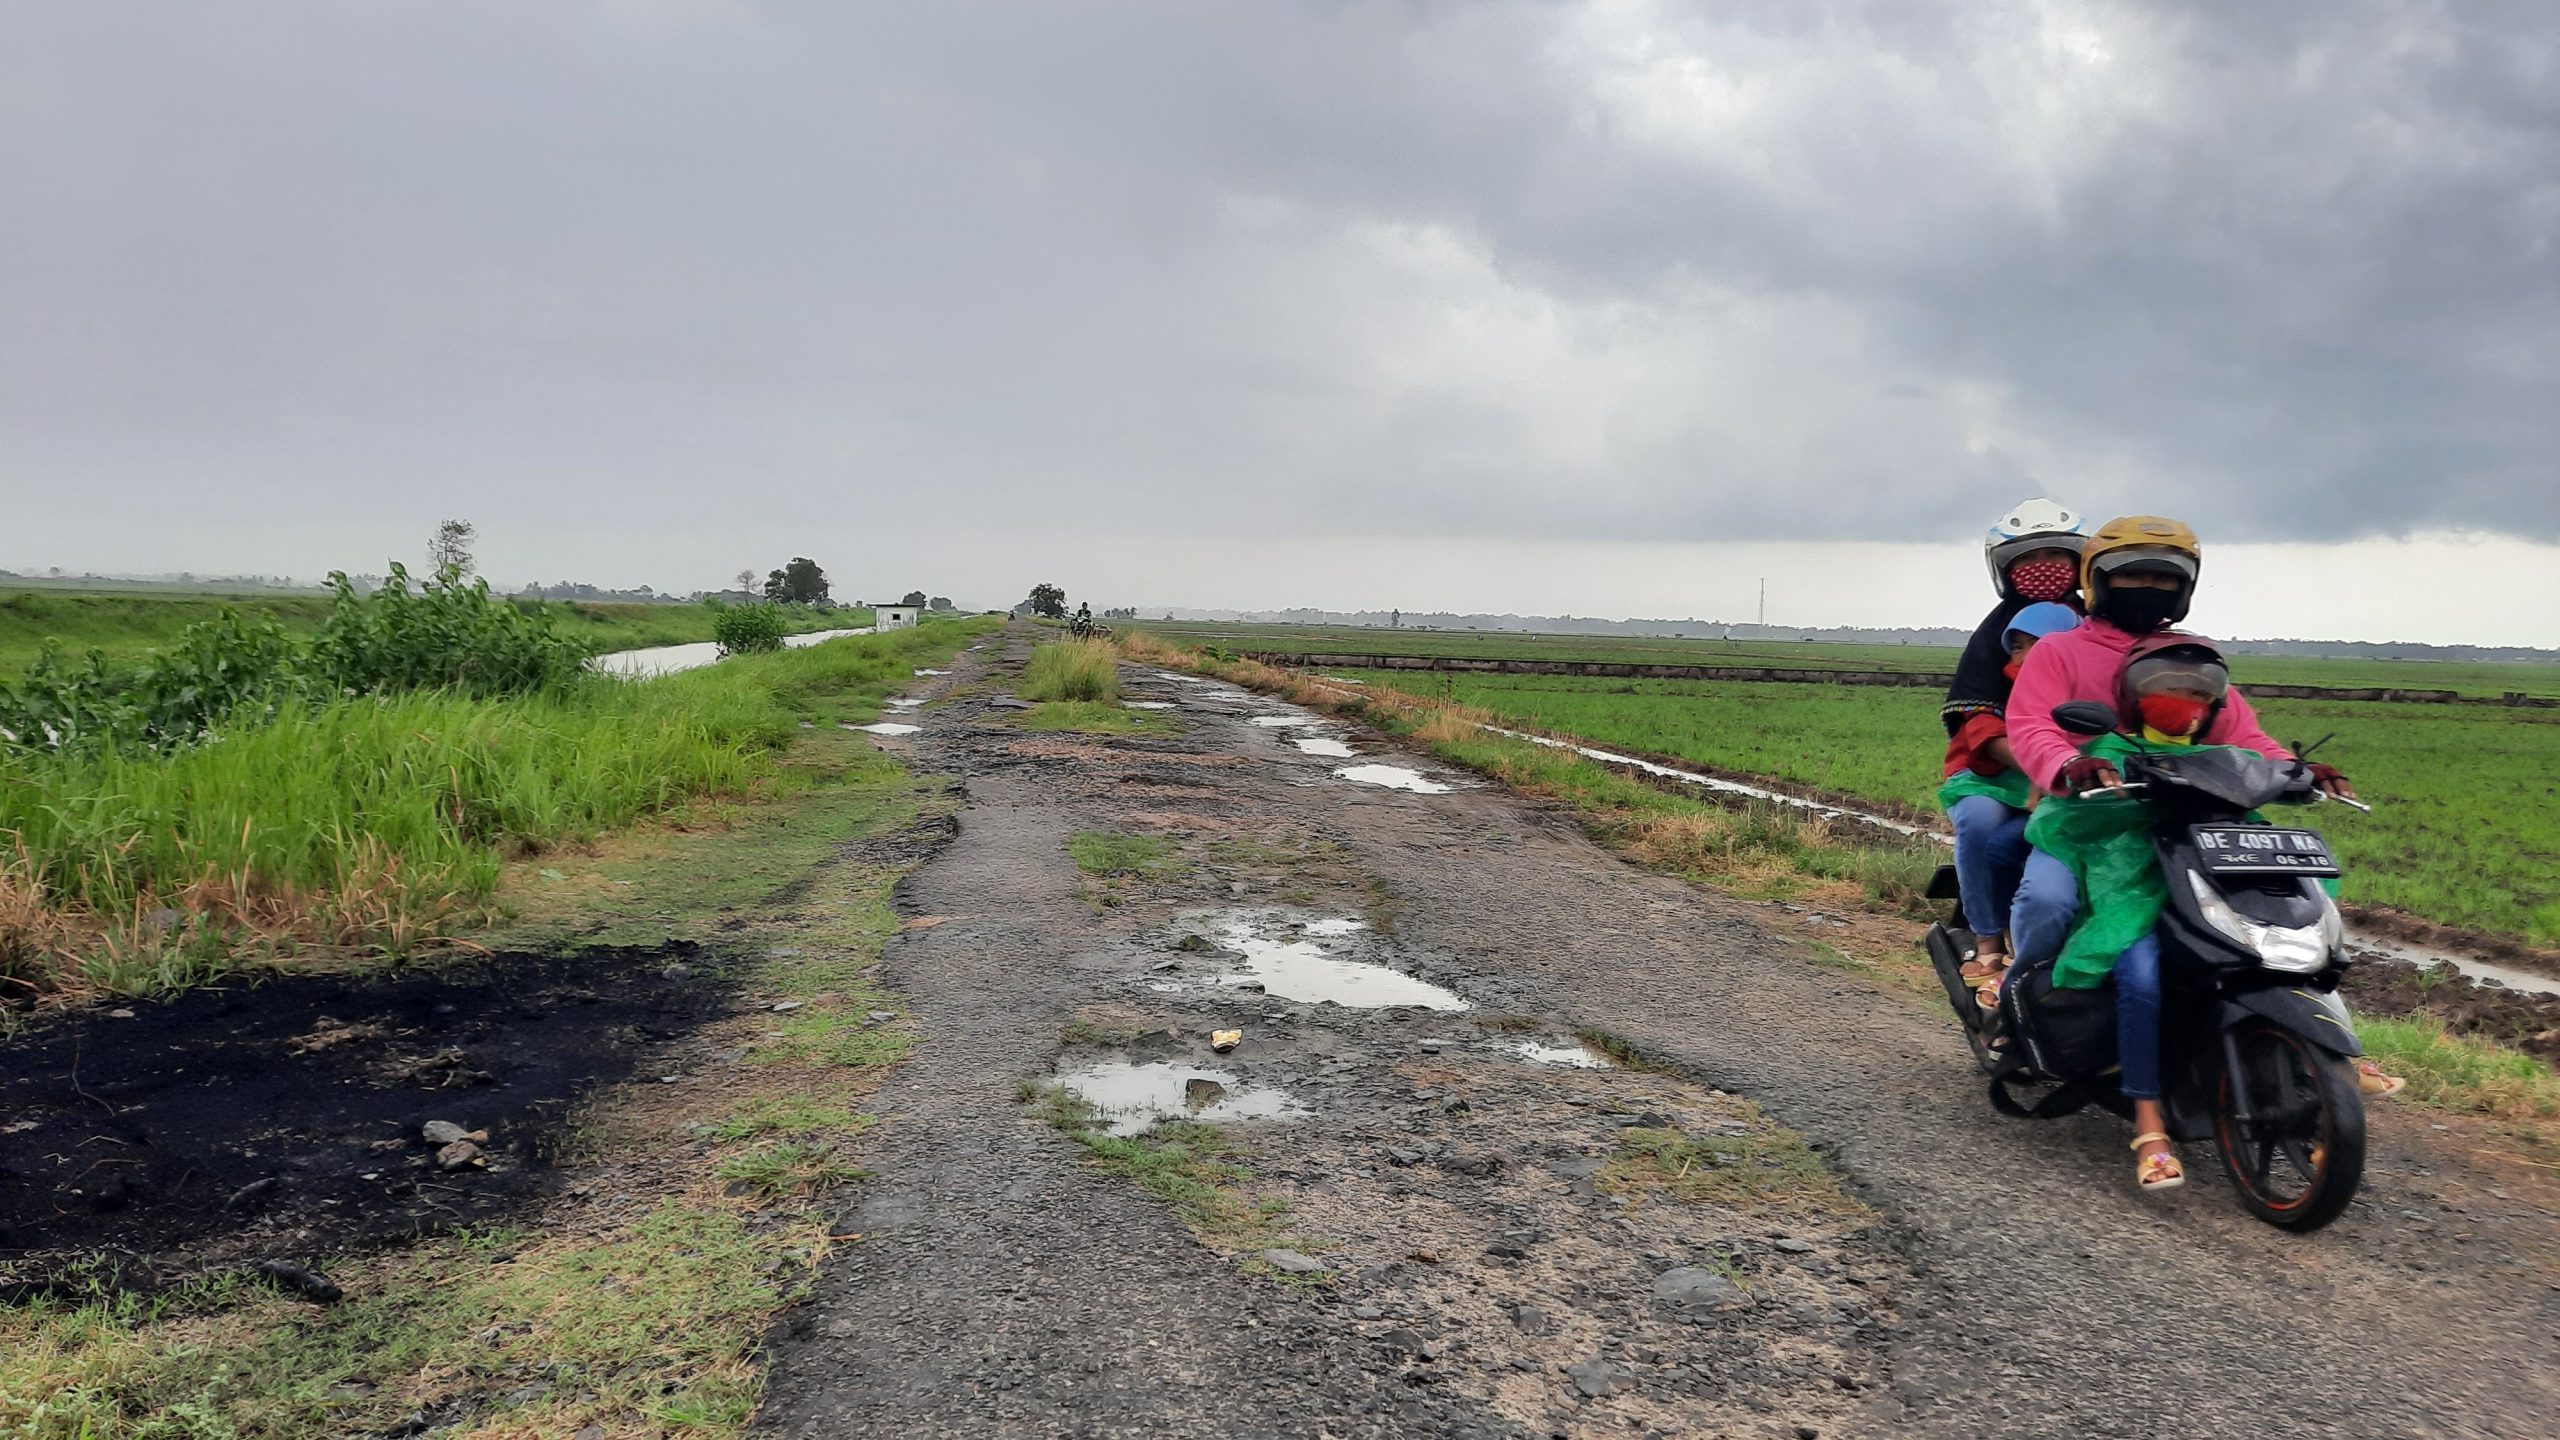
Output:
top-left (1938, 500), bottom-right (2089, 987)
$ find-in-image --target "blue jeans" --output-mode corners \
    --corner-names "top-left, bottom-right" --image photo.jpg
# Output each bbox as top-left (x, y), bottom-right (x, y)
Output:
top-left (2009, 848), bottom-right (2080, 970)
top-left (1947, 795), bottom-right (2031, 940)
top-left (2113, 933), bottom-right (2165, 1101)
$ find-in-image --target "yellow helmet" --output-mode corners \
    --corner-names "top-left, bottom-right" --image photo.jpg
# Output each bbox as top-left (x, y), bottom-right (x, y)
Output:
top-left (2081, 515), bottom-right (2201, 616)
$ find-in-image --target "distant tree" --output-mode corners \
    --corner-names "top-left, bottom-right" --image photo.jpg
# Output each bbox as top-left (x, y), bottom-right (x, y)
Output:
top-left (736, 568), bottom-right (756, 597)
top-left (1391, 608), bottom-right (1401, 629)
top-left (763, 557), bottom-right (830, 605)
top-left (1026, 583), bottom-right (1066, 619)
top-left (900, 590), bottom-right (928, 608)
top-left (928, 596), bottom-right (954, 611)
top-left (429, 519), bottom-right (476, 578)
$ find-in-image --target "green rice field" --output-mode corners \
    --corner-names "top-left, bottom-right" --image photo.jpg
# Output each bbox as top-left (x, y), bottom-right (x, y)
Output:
top-left (1146, 621), bottom-right (2560, 699)
top-left (1330, 668), bottom-right (2560, 948)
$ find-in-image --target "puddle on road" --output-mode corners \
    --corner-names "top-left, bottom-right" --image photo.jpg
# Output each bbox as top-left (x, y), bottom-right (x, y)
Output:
top-left (1124, 701), bottom-right (1177, 710)
top-left (1249, 715), bottom-right (1323, 729)
top-left (1501, 1039), bottom-right (1611, 1069)
top-left (847, 722), bottom-right (923, 736)
top-left (1210, 917), bottom-right (1468, 1010)
top-left (1334, 764), bottom-right (1454, 795)
top-left (1053, 1061), bottom-right (1307, 1136)
top-left (885, 697), bottom-right (924, 710)
top-left (913, 668), bottom-right (951, 677)
top-left (1294, 736), bottom-right (1357, 758)
top-left (1154, 672), bottom-right (1211, 685)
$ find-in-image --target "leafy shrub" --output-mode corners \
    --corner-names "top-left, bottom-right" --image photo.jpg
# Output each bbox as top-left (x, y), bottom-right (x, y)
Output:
top-left (1020, 639), bottom-right (1119, 703)
top-left (306, 564), bottom-right (590, 697)
top-left (713, 603), bottom-right (789, 656)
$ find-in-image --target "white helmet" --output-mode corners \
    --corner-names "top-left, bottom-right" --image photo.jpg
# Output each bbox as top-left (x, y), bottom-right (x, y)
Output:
top-left (1983, 498), bottom-right (2090, 594)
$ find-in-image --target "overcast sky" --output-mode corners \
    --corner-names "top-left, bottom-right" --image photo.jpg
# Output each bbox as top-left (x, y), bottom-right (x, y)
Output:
top-left (4, 2), bottom-right (2554, 644)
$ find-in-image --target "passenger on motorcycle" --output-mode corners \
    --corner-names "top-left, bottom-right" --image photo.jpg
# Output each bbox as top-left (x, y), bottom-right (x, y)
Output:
top-left (1939, 500), bottom-right (2089, 984)
top-left (1940, 600), bottom-right (2081, 989)
top-left (2003, 635), bottom-right (2246, 1190)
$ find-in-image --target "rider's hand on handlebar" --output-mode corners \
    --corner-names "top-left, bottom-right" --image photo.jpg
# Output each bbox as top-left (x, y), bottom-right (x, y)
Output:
top-left (2306, 761), bottom-right (2355, 800)
top-left (2058, 756), bottom-right (2122, 795)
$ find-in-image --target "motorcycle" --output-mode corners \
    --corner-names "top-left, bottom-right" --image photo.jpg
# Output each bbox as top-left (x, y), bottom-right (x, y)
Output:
top-left (1923, 701), bottom-right (2371, 1230)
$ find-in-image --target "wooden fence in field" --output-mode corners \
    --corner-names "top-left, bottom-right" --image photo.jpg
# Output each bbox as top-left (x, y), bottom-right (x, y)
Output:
top-left (1246, 653), bottom-right (2559, 708)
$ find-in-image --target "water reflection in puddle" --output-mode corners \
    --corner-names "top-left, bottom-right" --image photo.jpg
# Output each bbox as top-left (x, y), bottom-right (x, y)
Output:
top-left (1294, 736), bottom-right (1356, 758)
top-left (1249, 715), bottom-right (1322, 728)
top-left (1125, 701), bottom-right (1177, 710)
top-left (913, 668), bottom-right (951, 677)
top-left (848, 722), bottom-right (922, 736)
top-left (1212, 918), bottom-right (1467, 1010)
top-left (1334, 764), bottom-right (1454, 794)
top-left (1501, 1039), bottom-right (1611, 1069)
top-left (1053, 1061), bottom-right (1307, 1136)
top-left (885, 697), bottom-right (924, 710)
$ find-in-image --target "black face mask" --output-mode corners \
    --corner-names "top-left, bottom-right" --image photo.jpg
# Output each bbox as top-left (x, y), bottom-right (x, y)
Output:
top-left (2095, 584), bottom-right (2187, 634)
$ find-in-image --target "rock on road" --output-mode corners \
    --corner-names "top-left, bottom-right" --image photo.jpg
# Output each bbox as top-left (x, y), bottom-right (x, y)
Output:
top-left (756, 624), bottom-right (2560, 1439)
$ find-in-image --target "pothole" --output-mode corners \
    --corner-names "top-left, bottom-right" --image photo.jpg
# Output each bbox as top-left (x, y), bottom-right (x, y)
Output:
top-left (1334, 764), bottom-right (1454, 794)
top-left (1207, 916), bottom-right (1468, 1011)
top-left (1500, 1039), bottom-right (1612, 1068)
top-left (1294, 736), bottom-right (1357, 758)
top-left (1052, 1061), bottom-right (1307, 1136)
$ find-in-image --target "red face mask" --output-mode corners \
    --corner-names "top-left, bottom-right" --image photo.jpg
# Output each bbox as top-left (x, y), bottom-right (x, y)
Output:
top-left (2007, 556), bottom-right (2078, 602)
top-left (2138, 693), bottom-right (2210, 738)
top-left (2002, 659), bottom-right (2023, 680)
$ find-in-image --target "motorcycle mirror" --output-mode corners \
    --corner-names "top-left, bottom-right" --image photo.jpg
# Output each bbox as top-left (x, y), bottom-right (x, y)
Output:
top-left (2290, 731), bottom-right (2337, 762)
top-left (2051, 700), bottom-right (2119, 736)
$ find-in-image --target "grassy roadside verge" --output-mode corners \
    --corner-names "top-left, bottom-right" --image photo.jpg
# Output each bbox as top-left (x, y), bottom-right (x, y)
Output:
top-left (1, 619), bottom-right (990, 1001)
top-left (0, 650), bottom-right (974, 1438)
top-left (0, 588), bottom-right (867, 673)
top-left (1120, 631), bottom-right (2560, 1139)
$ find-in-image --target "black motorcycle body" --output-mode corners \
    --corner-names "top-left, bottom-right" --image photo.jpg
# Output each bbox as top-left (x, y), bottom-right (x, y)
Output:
top-left (1924, 740), bottom-right (2367, 1230)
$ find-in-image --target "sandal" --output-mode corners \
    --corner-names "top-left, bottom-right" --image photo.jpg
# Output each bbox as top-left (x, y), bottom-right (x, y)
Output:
top-left (2354, 1059), bottom-right (2406, 1099)
top-left (2131, 1132), bottom-right (2184, 1192)
top-left (1975, 968), bottom-right (2007, 1012)
top-left (1958, 936), bottom-right (2009, 987)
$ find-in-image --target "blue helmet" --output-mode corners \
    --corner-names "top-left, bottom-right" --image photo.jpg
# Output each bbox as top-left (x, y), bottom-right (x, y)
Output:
top-left (2002, 601), bottom-right (2083, 647)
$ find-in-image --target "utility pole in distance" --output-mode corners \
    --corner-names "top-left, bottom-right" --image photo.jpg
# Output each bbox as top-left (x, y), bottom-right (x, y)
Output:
top-left (1758, 578), bottom-right (1766, 627)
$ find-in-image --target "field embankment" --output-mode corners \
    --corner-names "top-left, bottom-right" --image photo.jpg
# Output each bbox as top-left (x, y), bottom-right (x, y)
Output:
top-left (0, 586), bottom-right (866, 672)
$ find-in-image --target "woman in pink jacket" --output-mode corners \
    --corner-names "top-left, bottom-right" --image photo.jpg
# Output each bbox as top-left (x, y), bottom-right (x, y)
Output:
top-left (2002, 516), bottom-right (2352, 987)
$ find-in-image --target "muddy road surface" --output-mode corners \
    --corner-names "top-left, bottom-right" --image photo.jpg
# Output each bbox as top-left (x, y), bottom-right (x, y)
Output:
top-left (759, 625), bottom-right (2560, 1439)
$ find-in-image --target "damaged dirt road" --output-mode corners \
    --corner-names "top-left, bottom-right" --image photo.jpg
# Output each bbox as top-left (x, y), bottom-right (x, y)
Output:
top-left (758, 625), bottom-right (2560, 1440)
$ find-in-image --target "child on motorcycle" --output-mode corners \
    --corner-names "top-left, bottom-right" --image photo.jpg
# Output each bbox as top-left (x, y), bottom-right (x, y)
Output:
top-left (1939, 500), bottom-right (2089, 985)
top-left (1939, 600), bottom-right (2081, 990)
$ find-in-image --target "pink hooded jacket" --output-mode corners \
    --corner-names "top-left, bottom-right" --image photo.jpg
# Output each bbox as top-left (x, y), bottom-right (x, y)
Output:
top-left (2008, 619), bottom-right (2290, 790)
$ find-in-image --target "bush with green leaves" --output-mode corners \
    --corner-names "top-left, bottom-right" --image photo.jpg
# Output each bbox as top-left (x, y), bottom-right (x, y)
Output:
top-left (0, 563), bottom-right (591, 758)
top-left (306, 564), bottom-right (591, 697)
top-left (713, 602), bottom-right (789, 656)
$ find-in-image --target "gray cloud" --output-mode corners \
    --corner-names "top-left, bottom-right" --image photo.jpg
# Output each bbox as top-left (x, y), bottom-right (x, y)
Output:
top-left (1, 0), bottom-right (2552, 590)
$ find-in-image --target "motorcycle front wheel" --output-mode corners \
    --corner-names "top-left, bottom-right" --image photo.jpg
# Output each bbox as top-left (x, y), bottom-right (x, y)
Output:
top-left (2212, 1022), bottom-right (2365, 1231)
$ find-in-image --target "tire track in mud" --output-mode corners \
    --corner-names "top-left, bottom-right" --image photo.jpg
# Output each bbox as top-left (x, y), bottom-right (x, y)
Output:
top-left (760, 624), bottom-right (2560, 1440)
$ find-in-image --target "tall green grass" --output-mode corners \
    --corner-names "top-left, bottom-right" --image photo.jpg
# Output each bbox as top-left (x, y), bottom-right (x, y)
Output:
top-left (0, 619), bottom-right (992, 995)
top-left (1019, 639), bottom-right (1120, 703)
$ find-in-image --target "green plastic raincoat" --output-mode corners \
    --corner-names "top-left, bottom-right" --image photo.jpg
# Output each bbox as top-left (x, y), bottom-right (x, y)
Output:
top-left (2022, 731), bottom-right (2204, 990)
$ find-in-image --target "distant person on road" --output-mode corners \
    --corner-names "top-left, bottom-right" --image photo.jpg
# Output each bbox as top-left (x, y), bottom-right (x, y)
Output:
top-left (1940, 601), bottom-right (2081, 990)
top-left (1938, 499), bottom-right (2090, 986)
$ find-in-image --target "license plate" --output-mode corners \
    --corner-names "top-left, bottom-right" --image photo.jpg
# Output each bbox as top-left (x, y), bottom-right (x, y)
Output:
top-left (2190, 825), bottom-right (2340, 877)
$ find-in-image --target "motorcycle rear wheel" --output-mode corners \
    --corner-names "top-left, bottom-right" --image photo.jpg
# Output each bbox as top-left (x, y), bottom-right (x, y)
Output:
top-left (2212, 1023), bottom-right (2365, 1231)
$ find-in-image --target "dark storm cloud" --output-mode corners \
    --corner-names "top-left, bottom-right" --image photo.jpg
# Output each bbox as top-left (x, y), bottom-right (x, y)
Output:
top-left (1, 0), bottom-right (2551, 574)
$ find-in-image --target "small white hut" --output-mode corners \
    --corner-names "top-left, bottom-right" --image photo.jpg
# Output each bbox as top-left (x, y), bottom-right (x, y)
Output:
top-left (876, 605), bottom-right (919, 631)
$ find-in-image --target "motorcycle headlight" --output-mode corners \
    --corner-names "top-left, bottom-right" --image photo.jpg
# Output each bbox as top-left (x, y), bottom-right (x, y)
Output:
top-left (2186, 872), bottom-right (2333, 974)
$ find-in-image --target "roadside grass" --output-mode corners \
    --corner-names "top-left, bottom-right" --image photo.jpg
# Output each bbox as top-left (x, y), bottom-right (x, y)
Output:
top-left (0, 744), bottom-right (941, 1438)
top-left (1012, 699), bottom-right (1174, 734)
top-left (2357, 1015), bottom-right (2560, 1121)
top-left (1601, 1121), bottom-right (1864, 1217)
top-left (1029, 1088), bottom-right (1308, 1261)
top-left (1018, 638), bottom-right (1120, 703)
top-left (0, 618), bottom-right (993, 999)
